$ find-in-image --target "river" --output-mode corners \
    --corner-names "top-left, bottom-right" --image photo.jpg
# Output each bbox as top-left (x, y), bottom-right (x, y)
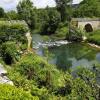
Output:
top-left (33, 34), bottom-right (100, 71)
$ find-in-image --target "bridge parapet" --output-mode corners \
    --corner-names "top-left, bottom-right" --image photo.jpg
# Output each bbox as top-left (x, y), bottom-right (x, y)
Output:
top-left (71, 18), bottom-right (100, 32)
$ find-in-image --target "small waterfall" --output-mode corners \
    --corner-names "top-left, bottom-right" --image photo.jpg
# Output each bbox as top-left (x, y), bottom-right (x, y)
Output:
top-left (33, 40), bottom-right (70, 49)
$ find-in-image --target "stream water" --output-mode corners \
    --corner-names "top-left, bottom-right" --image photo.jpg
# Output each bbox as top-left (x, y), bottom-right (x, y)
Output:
top-left (33, 34), bottom-right (100, 71)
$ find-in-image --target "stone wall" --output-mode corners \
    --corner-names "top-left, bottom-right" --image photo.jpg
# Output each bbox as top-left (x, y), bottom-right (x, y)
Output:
top-left (71, 18), bottom-right (100, 31)
top-left (78, 20), bottom-right (100, 30)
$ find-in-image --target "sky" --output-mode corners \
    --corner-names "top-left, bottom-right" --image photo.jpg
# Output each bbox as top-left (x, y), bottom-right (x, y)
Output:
top-left (0, 0), bottom-right (83, 11)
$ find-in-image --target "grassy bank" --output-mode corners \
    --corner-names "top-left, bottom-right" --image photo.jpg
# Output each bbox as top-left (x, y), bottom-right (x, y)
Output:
top-left (87, 30), bottom-right (100, 45)
top-left (4, 52), bottom-right (100, 99)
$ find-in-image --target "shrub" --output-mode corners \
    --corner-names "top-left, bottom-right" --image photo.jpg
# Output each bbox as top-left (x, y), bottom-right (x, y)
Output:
top-left (66, 27), bottom-right (84, 41)
top-left (1, 42), bottom-right (20, 65)
top-left (7, 53), bottom-right (100, 99)
top-left (0, 84), bottom-right (39, 100)
top-left (67, 78), bottom-right (95, 100)
top-left (55, 26), bottom-right (68, 39)
top-left (0, 21), bottom-right (29, 43)
top-left (87, 30), bottom-right (100, 45)
top-left (12, 53), bottom-right (62, 87)
top-left (7, 53), bottom-right (64, 91)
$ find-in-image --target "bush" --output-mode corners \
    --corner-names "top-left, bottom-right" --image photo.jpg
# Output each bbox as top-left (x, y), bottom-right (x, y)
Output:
top-left (7, 53), bottom-right (100, 99)
top-left (7, 53), bottom-right (66, 99)
top-left (87, 30), bottom-right (100, 45)
top-left (11, 53), bottom-right (62, 88)
top-left (1, 42), bottom-right (20, 65)
top-left (0, 84), bottom-right (39, 100)
top-left (31, 86), bottom-right (49, 100)
top-left (50, 22), bottom-right (68, 40)
top-left (66, 28), bottom-right (84, 41)
top-left (55, 26), bottom-right (68, 39)
top-left (0, 20), bottom-right (29, 43)
top-left (67, 78), bottom-right (95, 99)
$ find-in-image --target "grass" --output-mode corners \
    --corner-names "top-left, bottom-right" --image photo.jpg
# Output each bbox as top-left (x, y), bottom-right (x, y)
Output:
top-left (50, 26), bottom-right (68, 40)
top-left (87, 30), bottom-right (100, 45)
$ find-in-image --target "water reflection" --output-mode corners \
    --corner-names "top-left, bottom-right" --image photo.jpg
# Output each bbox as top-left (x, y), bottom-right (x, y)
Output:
top-left (36, 43), bottom-right (100, 70)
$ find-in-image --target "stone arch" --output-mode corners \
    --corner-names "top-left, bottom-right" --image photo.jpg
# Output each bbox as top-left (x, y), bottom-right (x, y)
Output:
top-left (84, 23), bottom-right (93, 32)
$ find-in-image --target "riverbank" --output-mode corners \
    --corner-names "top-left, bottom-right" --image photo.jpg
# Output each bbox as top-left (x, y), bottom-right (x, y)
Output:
top-left (0, 37), bottom-right (100, 99)
top-left (6, 52), bottom-right (100, 99)
top-left (87, 30), bottom-right (100, 45)
top-left (88, 43), bottom-right (100, 49)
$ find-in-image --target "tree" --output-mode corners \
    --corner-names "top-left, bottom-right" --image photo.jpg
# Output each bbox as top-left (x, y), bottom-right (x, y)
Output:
top-left (5, 10), bottom-right (18, 20)
top-left (17, 0), bottom-right (36, 29)
top-left (0, 7), bottom-right (5, 18)
top-left (55, 0), bottom-right (72, 22)
top-left (35, 8), bottom-right (49, 34)
top-left (41, 8), bottom-right (61, 35)
top-left (73, 0), bottom-right (100, 17)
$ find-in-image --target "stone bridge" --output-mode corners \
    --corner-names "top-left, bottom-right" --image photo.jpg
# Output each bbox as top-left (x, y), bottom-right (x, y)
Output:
top-left (71, 18), bottom-right (100, 32)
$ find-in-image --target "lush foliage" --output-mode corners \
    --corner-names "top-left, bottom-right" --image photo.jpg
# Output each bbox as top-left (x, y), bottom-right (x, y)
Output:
top-left (0, 7), bottom-right (5, 18)
top-left (6, 53), bottom-right (100, 99)
top-left (0, 84), bottom-right (38, 100)
top-left (40, 8), bottom-right (61, 35)
top-left (0, 21), bottom-right (28, 43)
top-left (0, 42), bottom-right (21, 65)
top-left (73, 0), bottom-right (100, 17)
top-left (5, 10), bottom-right (19, 20)
top-left (55, 0), bottom-right (72, 22)
top-left (0, 0), bottom-right (100, 99)
top-left (54, 23), bottom-right (69, 39)
top-left (66, 27), bottom-right (84, 41)
top-left (87, 30), bottom-right (100, 45)
top-left (17, 0), bottom-right (37, 29)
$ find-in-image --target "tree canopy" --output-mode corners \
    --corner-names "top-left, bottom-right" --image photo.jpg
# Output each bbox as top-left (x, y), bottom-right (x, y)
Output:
top-left (17, 0), bottom-right (36, 29)
top-left (55, 0), bottom-right (72, 22)
top-left (73, 0), bottom-right (100, 17)
top-left (0, 7), bottom-right (5, 18)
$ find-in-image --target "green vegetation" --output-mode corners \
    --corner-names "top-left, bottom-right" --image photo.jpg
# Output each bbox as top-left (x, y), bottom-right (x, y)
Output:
top-left (73, 0), bottom-right (100, 17)
top-left (0, 7), bottom-right (5, 18)
top-left (0, 21), bottom-right (28, 44)
top-left (0, 84), bottom-right (38, 100)
top-left (0, 42), bottom-right (20, 65)
top-left (0, 0), bottom-right (100, 99)
top-left (66, 28), bottom-right (84, 41)
top-left (0, 0), bottom-right (99, 41)
top-left (6, 53), bottom-right (100, 99)
top-left (55, 0), bottom-right (72, 22)
top-left (87, 30), bottom-right (100, 45)
top-left (0, 0), bottom-right (99, 38)
top-left (17, 0), bottom-right (36, 29)
top-left (54, 23), bottom-right (69, 39)
top-left (5, 10), bottom-right (19, 20)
